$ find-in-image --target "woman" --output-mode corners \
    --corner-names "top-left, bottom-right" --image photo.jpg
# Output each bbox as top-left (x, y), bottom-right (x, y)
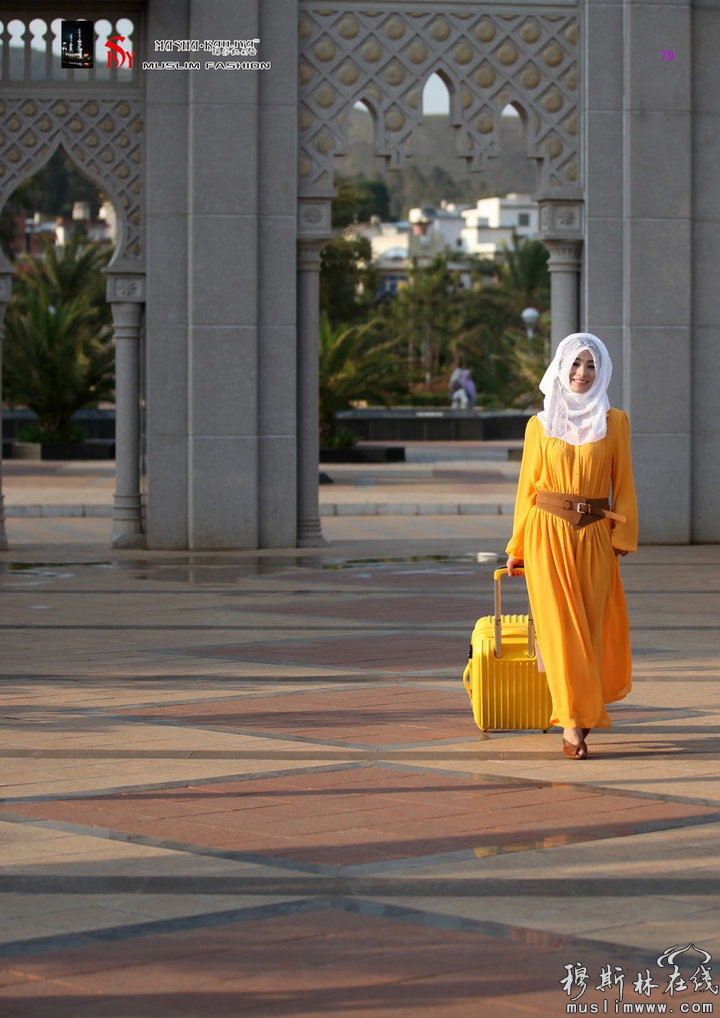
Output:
top-left (505, 333), bottom-right (638, 759)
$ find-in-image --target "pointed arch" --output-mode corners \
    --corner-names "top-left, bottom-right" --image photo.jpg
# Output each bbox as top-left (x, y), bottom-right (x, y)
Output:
top-left (0, 95), bottom-right (144, 268)
top-left (422, 70), bottom-right (451, 117)
top-left (298, 6), bottom-right (580, 196)
top-left (0, 135), bottom-right (125, 263)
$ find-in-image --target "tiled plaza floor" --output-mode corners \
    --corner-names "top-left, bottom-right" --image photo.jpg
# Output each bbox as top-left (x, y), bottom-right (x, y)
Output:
top-left (1, 459), bottom-right (720, 1016)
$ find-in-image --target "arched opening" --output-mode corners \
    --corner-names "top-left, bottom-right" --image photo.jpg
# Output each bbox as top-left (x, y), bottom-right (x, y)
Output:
top-left (323, 92), bottom-right (547, 412)
top-left (422, 72), bottom-right (450, 116)
top-left (0, 146), bottom-right (114, 259)
top-left (0, 146), bottom-right (119, 543)
top-left (297, 4), bottom-right (582, 543)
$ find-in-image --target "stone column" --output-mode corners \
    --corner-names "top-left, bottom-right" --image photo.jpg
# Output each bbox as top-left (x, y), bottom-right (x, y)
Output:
top-left (107, 275), bottom-right (145, 549)
top-left (537, 198), bottom-right (583, 352)
top-left (543, 240), bottom-right (583, 349)
top-left (296, 237), bottom-right (325, 547)
top-left (296, 197), bottom-right (333, 547)
top-left (0, 269), bottom-right (12, 551)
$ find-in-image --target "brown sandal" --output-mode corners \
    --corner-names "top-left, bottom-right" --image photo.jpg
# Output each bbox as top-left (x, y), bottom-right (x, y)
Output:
top-left (562, 736), bottom-right (588, 760)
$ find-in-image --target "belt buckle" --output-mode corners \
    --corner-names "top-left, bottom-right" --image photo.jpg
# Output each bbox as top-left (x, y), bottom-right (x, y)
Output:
top-left (576, 501), bottom-right (591, 514)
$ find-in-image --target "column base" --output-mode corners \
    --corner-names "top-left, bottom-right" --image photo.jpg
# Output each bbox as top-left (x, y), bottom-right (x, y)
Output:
top-left (0, 495), bottom-right (8, 550)
top-left (297, 516), bottom-right (327, 547)
top-left (0, 492), bottom-right (7, 549)
top-left (112, 493), bottom-right (145, 549)
top-left (112, 528), bottom-right (146, 549)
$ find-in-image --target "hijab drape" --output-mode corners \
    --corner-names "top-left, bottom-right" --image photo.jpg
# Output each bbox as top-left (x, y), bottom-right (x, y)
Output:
top-left (537, 333), bottom-right (612, 446)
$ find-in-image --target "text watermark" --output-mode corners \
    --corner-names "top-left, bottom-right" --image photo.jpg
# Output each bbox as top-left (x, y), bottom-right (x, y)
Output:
top-left (561, 946), bottom-right (718, 1014)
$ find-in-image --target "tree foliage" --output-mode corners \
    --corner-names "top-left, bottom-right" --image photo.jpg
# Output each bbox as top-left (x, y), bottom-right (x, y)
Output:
top-left (375, 255), bottom-right (465, 388)
top-left (384, 165), bottom-right (490, 221)
top-left (357, 237), bottom-right (551, 408)
top-left (331, 174), bottom-right (390, 229)
top-left (320, 233), bottom-right (378, 328)
top-left (3, 237), bottom-right (115, 439)
top-left (11, 232), bottom-right (111, 314)
top-left (498, 232), bottom-right (550, 308)
top-left (0, 147), bottom-right (105, 261)
top-left (454, 235), bottom-right (550, 407)
top-left (318, 313), bottom-right (406, 444)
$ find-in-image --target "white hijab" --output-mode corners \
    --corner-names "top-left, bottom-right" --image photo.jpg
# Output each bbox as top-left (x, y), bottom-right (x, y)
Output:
top-left (537, 333), bottom-right (612, 445)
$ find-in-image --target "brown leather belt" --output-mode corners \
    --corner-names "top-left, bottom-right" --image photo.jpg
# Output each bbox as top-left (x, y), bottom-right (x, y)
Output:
top-left (534, 491), bottom-right (627, 530)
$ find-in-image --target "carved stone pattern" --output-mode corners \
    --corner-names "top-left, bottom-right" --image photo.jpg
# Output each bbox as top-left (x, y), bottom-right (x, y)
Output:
top-left (543, 238), bottom-right (582, 265)
top-left (113, 278), bottom-right (143, 298)
top-left (0, 96), bottom-right (144, 266)
top-left (557, 206), bottom-right (578, 228)
top-left (298, 6), bottom-right (579, 197)
top-left (537, 200), bottom-right (582, 240)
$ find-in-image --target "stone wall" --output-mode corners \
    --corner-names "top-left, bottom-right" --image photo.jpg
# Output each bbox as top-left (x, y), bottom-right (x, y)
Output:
top-left (144, 0), bottom-right (298, 548)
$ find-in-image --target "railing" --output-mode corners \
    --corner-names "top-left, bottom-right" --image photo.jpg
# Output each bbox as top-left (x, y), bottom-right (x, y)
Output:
top-left (0, 5), bottom-right (143, 87)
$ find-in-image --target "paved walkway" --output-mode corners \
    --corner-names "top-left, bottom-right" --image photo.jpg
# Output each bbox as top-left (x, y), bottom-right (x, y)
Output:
top-left (2, 442), bottom-right (522, 519)
top-left (1, 449), bottom-right (720, 1017)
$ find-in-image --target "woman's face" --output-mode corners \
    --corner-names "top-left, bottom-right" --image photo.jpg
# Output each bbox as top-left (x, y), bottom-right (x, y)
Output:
top-left (568, 349), bottom-right (596, 393)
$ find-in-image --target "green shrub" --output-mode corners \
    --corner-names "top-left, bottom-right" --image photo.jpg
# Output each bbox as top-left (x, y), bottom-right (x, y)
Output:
top-left (3, 237), bottom-right (114, 439)
top-left (321, 426), bottom-right (360, 449)
top-left (17, 421), bottom-right (88, 444)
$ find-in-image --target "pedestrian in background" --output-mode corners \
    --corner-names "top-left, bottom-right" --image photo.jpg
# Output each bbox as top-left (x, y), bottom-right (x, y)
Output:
top-left (460, 369), bottom-right (476, 408)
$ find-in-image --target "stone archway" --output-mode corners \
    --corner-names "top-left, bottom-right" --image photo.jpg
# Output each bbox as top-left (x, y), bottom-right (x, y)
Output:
top-left (296, 2), bottom-right (584, 544)
top-left (0, 6), bottom-right (145, 547)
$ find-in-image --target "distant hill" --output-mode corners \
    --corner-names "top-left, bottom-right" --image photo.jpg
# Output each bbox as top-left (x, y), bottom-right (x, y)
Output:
top-left (335, 110), bottom-right (537, 201)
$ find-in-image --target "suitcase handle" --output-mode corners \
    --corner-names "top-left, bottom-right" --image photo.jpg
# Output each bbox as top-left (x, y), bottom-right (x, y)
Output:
top-left (492, 567), bottom-right (535, 659)
top-left (462, 661), bottom-right (472, 698)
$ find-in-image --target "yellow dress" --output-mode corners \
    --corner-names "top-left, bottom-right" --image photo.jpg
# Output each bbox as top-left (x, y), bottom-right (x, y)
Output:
top-left (505, 408), bottom-right (638, 729)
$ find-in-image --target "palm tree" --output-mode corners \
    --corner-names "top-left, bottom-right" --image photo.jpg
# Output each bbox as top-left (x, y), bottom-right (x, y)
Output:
top-left (318, 313), bottom-right (406, 444)
top-left (498, 233), bottom-right (550, 308)
top-left (381, 255), bottom-right (464, 389)
top-left (13, 233), bottom-right (110, 313)
top-left (4, 285), bottom-right (114, 440)
top-left (4, 237), bottom-right (114, 440)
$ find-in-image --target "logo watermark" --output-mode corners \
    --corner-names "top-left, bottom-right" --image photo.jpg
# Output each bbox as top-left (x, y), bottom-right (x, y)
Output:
top-left (61, 20), bottom-right (94, 69)
top-left (106, 35), bottom-right (135, 69)
top-left (561, 945), bottom-right (717, 1014)
top-left (143, 37), bottom-right (271, 71)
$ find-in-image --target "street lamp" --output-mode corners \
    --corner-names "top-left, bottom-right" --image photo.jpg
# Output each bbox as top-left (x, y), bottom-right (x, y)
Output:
top-left (521, 306), bottom-right (540, 338)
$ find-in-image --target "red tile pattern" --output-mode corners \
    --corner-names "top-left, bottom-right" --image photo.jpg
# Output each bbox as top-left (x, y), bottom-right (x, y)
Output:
top-left (179, 633), bottom-right (465, 671)
top-left (244, 595), bottom-right (491, 624)
top-left (0, 908), bottom-right (635, 1018)
top-left (120, 687), bottom-right (472, 745)
top-left (11, 767), bottom-right (716, 867)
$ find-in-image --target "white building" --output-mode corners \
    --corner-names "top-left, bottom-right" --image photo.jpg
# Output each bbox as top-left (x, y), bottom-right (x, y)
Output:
top-left (353, 213), bottom-right (472, 296)
top-left (408, 203), bottom-right (467, 252)
top-left (461, 193), bottom-right (538, 258)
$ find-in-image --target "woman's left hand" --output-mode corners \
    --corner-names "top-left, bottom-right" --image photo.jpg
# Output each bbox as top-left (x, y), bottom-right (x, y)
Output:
top-left (613, 548), bottom-right (628, 557)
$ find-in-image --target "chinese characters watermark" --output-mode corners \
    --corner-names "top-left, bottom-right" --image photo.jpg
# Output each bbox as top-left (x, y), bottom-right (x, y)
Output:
top-left (561, 945), bottom-right (717, 1014)
top-left (153, 38), bottom-right (259, 55)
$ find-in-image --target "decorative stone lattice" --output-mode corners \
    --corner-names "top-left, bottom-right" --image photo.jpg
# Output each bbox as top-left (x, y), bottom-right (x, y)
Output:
top-left (0, 95), bottom-right (144, 266)
top-left (298, 5), bottom-right (579, 196)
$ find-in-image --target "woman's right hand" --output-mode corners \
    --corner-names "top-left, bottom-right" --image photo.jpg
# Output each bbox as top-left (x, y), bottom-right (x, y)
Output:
top-left (506, 556), bottom-right (523, 577)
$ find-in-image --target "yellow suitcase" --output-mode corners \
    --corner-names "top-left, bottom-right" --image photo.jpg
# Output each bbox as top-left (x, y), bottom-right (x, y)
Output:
top-left (462, 567), bottom-right (553, 731)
